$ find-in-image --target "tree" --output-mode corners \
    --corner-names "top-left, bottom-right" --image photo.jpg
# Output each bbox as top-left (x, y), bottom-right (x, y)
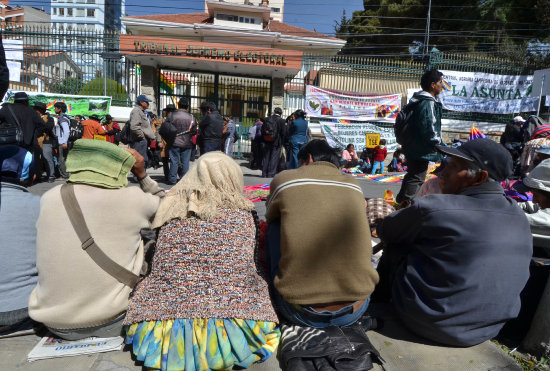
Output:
top-left (79, 78), bottom-right (128, 103)
top-left (49, 77), bottom-right (83, 95)
top-left (340, 0), bottom-right (550, 56)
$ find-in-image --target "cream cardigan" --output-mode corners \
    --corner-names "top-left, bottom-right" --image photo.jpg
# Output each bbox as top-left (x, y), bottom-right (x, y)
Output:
top-left (29, 177), bottom-right (164, 329)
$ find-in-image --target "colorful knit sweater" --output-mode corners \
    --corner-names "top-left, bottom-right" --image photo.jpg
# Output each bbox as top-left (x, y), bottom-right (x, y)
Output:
top-left (124, 208), bottom-right (278, 325)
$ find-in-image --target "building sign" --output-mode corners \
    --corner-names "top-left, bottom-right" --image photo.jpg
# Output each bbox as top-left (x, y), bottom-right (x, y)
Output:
top-left (305, 85), bottom-right (401, 122)
top-left (120, 35), bottom-right (303, 70)
top-left (440, 70), bottom-right (538, 114)
top-left (319, 118), bottom-right (397, 152)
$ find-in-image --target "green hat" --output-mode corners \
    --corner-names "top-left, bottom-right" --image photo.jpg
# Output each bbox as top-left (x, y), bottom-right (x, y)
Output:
top-left (66, 139), bottom-right (136, 189)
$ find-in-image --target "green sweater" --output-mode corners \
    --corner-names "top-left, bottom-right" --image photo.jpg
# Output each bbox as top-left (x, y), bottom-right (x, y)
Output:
top-left (266, 161), bottom-right (379, 305)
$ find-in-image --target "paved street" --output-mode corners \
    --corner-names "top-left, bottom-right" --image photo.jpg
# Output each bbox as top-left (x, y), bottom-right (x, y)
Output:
top-left (29, 159), bottom-right (403, 220)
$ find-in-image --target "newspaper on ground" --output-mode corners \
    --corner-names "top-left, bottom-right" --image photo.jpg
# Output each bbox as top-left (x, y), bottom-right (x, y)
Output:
top-left (27, 336), bottom-right (124, 362)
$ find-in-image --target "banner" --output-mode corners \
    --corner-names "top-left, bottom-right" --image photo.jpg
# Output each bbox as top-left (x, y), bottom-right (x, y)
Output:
top-left (440, 70), bottom-right (538, 114)
top-left (318, 118), bottom-right (398, 152)
top-left (306, 85), bottom-right (401, 122)
top-left (3, 90), bottom-right (112, 117)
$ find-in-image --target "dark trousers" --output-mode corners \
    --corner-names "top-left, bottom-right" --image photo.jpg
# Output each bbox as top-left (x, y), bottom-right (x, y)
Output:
top-left (262, 143), bottom-right (281, 178)
top-left (371, 245), bottom-right (408, 303)
top-left (250, 140), bottom-right (263, 169)
top-left (396, 158), bottom-right (429, 203)
top-left (131, 139), bottom-right (149, 168)
top-left (202, 141), bottom-right (221, 154)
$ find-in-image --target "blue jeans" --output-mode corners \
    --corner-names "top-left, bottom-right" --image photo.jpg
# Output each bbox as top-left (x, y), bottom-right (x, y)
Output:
top-left (131, 139), bottom-right (149, 168)
top-left (168, 147), bottom-right (192, 184)
top-left (266, 221), bottom-right (370, 328)
top-left (371, 160), bottom-right (384, 174)
top-left (289, 140), bottom-right (306, 170)
top-left (202, 141), bottom-right (221, 154)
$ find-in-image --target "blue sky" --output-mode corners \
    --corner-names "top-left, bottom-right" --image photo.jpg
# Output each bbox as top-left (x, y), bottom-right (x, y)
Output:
top-left (24, 0), bottom-right (364, 36)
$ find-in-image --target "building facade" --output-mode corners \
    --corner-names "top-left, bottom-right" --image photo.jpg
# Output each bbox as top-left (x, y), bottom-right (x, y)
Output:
top-left (0, 1), bottom-right (50, 29)
top-left (50, 0), bottom-right (125, 33)
top-left (121, 0), bottom-right (344, 119)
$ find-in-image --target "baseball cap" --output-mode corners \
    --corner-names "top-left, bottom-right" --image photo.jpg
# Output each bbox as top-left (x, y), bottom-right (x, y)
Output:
top-left (513, 116), bottom-right (524, 123)
top-left (436, 138), bottom-right (513, 181)
top-left (137, 94), bottom-right (151, 103)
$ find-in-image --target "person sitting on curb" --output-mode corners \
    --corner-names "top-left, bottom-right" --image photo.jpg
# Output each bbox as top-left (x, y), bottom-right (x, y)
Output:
top-left (265, 139), bottom-right (379, 328)
top-left (124, 152), bottom-right (280, 370)
top-left (374, 138), bottom-right (532, 347)
top-left (0, 146), bottom-right (39, 337)
top-left (29, 139), bottom-right (165, 340)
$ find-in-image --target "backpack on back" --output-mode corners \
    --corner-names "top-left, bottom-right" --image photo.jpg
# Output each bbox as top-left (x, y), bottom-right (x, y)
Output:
top-left (116, 120), bottom-right (132, 145)
top-left (394, 101), bottom-right (418, 145)
top-left (0, 105), bottom-right (24, 146)
top-left (67, 117), bottom-right (84, 144)
top-left (261, 116), bottom-right (279, 143)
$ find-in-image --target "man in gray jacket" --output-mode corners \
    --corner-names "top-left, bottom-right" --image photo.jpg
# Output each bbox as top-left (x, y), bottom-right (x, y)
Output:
top-left (166, 98), bottom-right (197, 185)
top-left (129, 94), bottom-right (155, 167)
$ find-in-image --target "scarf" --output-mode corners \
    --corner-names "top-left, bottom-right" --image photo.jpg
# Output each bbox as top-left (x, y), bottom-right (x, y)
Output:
top-left (153, 151), bottom-right (253, 228)
top-left (66, 139), bottom-right (135, 189)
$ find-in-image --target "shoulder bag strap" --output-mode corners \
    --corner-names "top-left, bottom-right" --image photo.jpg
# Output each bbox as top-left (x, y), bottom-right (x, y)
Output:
top-left (6, 104), bottom-right (23, 131)
top-left (60, 184), bottom-right (140, 287)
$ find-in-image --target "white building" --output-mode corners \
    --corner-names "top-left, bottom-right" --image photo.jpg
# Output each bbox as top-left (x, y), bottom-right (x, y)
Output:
top-left (205, 0), bottom-right (284, 23)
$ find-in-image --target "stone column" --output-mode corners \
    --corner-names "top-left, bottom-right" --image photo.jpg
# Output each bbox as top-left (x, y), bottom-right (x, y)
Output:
top-left (271, 77), bottom-right (285, 114)
top-left (140, 65), bottom-right (159, 114)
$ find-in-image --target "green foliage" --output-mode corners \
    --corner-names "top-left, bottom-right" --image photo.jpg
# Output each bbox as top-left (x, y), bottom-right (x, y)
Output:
top-left (341, 0), bottom-right (550, 57)
top-left (49, 77), bottom-right (83, 95)
top-left (79, 78), bottom-right (127, 101)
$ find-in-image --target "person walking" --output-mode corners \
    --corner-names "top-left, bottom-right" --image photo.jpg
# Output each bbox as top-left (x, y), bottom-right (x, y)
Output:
top-left (396, 69), bottom-right (444, 206)
top-left (288, 109), bottom-right (308, 170)
top-left (166, 98), bottom-right (197, 185)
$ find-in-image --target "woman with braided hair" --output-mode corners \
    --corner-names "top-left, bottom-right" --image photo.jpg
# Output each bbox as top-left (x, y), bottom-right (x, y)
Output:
top-left (124, 151), bottom-right (280, 371)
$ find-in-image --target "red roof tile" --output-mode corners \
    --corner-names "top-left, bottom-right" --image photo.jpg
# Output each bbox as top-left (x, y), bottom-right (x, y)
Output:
top-left (125, 13), bottom-right (343, 41)
top-left (125, 12), bottom-right (212, 25)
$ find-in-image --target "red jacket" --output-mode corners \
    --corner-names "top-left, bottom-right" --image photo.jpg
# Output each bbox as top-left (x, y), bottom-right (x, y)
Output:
top-left (373, 146), bottom-right (387, 162)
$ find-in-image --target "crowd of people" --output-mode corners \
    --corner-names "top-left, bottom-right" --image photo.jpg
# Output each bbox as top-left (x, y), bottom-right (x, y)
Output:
top-left (0, 67), bottom-right (549, 370)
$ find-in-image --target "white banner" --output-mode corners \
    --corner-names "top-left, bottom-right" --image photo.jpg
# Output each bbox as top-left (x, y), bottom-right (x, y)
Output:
top-left (306, 85), bottom-right (401, 122)
top-left (318, 118), bottom-right (397, 152)
top-left (7, 61), bottom-right (20, 82)
top-left (440, 70), bottom-right (538, 114)
top-left (3, 39), bottom-right (23, 61)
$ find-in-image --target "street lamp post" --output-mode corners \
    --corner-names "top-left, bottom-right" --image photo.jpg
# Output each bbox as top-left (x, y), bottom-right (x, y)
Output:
top-left (424, 0), bottom-right (432, 57)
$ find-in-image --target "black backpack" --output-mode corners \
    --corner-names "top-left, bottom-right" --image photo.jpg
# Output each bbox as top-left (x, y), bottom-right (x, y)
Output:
top-left (116, 120), bottom-right (132, 145)
top-left (261, 115), bottom-right (279, 143)
top-left (394, 101), bottom-right (419, 145)
top-left (0, 105), bottom-right (24, 146)
top-left (67, 117), bottom-right (84, 143)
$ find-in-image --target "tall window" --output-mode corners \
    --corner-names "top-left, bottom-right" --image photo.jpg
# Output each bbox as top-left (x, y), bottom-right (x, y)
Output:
top-left (52, 8), bottom-right (57, 15)
top-left (87, 9), bottom-right (94, 17)
top-left (59, 8), bottom-right (64, 15)
top-left (67, 8), bottom-right (73, 16)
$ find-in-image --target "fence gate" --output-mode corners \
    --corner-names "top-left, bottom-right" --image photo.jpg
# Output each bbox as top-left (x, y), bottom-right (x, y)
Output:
top-left (158, 69), bottom-right (271, 157)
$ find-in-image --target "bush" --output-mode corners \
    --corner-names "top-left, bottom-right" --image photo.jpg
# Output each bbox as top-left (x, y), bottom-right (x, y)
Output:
top-left (79, 78), bottom-right (128, 103)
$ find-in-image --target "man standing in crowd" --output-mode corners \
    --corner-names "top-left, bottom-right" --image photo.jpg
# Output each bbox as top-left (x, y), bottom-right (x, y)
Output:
top-left (375, 138), bottom-right (532, 346)
top-left (81, 114), bottom-right (106, 140)
top-left (262, 107), bottom-right (286, 178)
top-left (0, 145), bottom-right (39, 336)
top-left (166, 98), bottom-right (196, 185)
top-left (0, 92), bottom-right (45, 180)
top-left (198, 101), bottom-right (223, 154)
top-left (223, 115), bottom-right (236, 157)
top-left (265, 139), bottom-right (379, 327)
top-left (129, 94), bottom-right (156, 167)
top-left (33, 102), bottom-right (54, 183)
top-left (53, 102), bottom-right (70, 180)
top-left (249, 118), bottom-right (263, 170)
top-left (396, 69), bottom-right (444, 206)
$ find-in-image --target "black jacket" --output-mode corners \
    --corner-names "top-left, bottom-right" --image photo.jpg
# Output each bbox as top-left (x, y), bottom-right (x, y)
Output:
top-left (198, 110), bottom-right (224, 143)
top-left (0, 103), bottom-right (45, 150)
top-left (377, 181), bottom-right (532, 346)
top-left (0, 32), bottom-right (9, 99)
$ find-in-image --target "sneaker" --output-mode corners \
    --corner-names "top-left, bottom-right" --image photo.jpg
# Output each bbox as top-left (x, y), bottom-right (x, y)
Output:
top-left (47, 177), bottom-right (55, 183)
